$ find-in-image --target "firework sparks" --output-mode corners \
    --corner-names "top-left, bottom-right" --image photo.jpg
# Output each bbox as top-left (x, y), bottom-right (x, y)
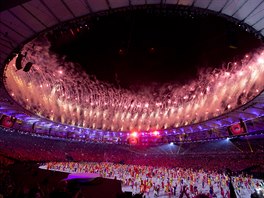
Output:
top-left (4, 39), bottom-right (264, 132)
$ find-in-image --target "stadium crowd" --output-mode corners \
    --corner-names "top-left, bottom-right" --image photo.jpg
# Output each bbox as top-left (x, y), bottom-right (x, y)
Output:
top-left (1, 127), bottom-right (264, 171)
top-left (0, 127), bottom-right (264, 197)
top-left (44, 161), bottom-right (231, 197)
top-left (43, 161), bottom-right (263, 198)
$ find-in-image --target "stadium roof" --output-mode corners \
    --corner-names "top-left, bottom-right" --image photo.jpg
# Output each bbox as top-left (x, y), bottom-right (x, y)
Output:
top-left (1, 0), bottom-right (264, 65)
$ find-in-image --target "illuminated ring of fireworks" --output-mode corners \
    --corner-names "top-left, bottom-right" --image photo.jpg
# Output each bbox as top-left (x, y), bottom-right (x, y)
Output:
top-left (4, 37), bottom-right (264, 132)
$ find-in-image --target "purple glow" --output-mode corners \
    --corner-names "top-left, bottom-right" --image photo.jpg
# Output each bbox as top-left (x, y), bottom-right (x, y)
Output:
top-left (64, 172), bottom-right (100, 181)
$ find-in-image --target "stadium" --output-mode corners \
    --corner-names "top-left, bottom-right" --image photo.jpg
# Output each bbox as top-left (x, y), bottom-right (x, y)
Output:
top-left (0, 0), bottom-right (264, 197)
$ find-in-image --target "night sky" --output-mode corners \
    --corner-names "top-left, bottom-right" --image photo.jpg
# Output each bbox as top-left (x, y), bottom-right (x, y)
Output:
top-left (49, 8), bottom-right (262, 90)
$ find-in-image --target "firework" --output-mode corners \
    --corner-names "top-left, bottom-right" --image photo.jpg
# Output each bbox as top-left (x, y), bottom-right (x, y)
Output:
top-left (4, 38), bottom-right (264, 132)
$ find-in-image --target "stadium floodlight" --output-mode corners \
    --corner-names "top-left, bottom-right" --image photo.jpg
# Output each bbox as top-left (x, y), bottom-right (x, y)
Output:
top-left (131, 131), bottom-right (138, 138)
top-left (15, 53), bottom-right (23, 70)
top-left (23, 62), bottom-right (33, 72)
